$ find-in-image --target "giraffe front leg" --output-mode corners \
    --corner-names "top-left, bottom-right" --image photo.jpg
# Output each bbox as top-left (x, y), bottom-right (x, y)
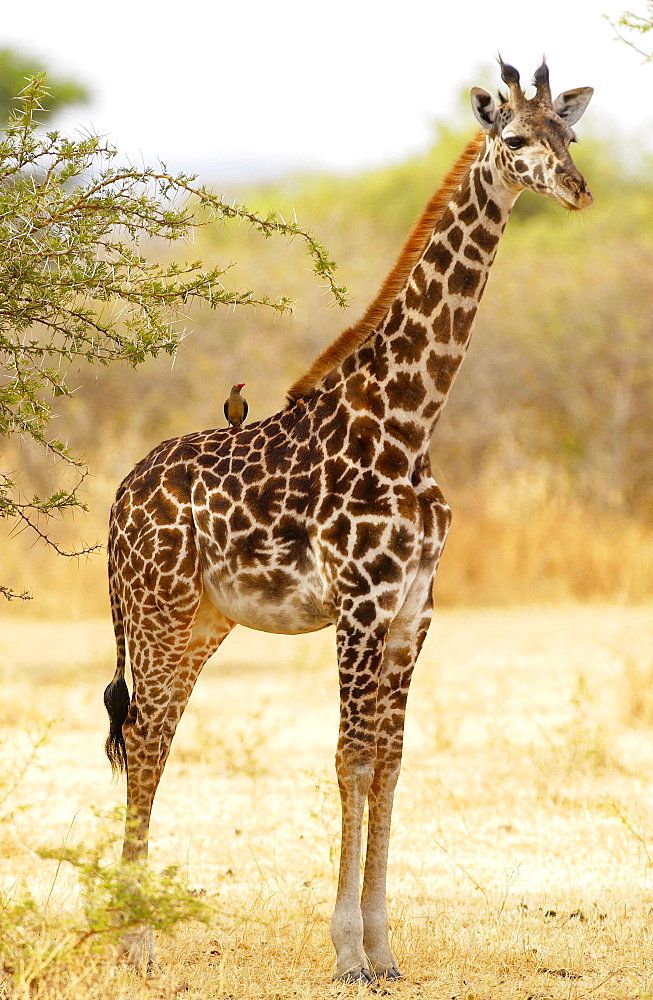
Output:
top-left (330, 617), bottom-right (389, 983)
top-left (361, 591), bottom-right (436, 979)
top-left (361, 761), bottom-right (402, 979)
top-left (331, 750), bottom-right (375, 983)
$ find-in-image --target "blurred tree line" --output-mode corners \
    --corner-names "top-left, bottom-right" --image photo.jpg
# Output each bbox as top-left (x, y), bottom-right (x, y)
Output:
top-left (10, 115), bottom-right (643, 609)
top-left (2, 41), bottom-right (653, 609)
top-left (57, 122), bottom-right (653, 517)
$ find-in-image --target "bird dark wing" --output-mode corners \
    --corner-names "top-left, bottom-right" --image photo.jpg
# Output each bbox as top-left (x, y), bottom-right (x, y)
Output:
top-left (223, 400), bottom-right (229, 422)
top-left (243, 400), bottom-right (249, 421)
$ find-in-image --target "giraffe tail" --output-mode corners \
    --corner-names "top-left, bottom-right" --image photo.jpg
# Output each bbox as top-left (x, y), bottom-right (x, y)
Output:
top-left (103, 567), bottom-right (130, 776)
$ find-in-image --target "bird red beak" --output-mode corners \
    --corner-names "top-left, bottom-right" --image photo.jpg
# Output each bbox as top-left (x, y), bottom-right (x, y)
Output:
top-left (237, 383), bottom-right (246, 389)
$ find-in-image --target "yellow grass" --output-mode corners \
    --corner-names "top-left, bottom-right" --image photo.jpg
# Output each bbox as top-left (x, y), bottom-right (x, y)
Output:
top-left (1, 605), bottom-right (653, 998)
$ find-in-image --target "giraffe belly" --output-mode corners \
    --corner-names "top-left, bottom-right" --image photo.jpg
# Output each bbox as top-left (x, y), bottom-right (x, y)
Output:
top-left (202, 567), bottom-right (334, 635)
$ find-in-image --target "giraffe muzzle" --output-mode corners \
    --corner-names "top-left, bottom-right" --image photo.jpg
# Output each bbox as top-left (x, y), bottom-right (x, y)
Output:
top-left (559, 173), bottom-right (593, 210)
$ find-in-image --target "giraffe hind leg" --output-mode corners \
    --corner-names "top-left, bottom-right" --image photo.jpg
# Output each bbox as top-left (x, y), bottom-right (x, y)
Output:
top-left (109, 595), bottom-right (234, 969)
top-left (121, 598), bottom-right (234, 862)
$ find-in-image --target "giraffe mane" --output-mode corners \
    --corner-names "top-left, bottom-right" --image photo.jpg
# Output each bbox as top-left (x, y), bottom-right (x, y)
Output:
top-left (286, 130), bottom-right (486, 404)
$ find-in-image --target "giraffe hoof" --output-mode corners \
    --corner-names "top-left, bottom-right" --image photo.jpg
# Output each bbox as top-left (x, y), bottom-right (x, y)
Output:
top-left (376, 966), bottom-right (402, 981)
top-left (333, 966), bottom-right (376, 985)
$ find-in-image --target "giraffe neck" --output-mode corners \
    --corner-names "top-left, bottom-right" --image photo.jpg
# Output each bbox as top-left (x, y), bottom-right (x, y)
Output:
top-left (339, 143), bottom-right (520, 455)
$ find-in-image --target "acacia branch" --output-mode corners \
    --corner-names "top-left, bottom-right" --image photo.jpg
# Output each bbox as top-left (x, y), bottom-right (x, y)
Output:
top-left (0, 78), bottom-right (346, 596)
top-left (606, 7), bottom-right (653, 60)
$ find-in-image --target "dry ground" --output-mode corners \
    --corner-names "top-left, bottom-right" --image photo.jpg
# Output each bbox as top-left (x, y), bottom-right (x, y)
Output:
top-left (1, 604), bottom-right (653, 998)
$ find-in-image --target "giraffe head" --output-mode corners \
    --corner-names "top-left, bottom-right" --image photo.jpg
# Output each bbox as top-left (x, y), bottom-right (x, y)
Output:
top-left (470, 58), bottom-right (593, 210)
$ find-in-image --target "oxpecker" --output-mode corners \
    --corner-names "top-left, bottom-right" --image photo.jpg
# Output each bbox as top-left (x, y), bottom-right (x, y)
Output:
top-left (224, 383), bottom-right (248, 428)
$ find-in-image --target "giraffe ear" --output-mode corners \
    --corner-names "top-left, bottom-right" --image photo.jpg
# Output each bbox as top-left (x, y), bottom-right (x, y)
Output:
top-left (470, 87), bottom-right (498, 132)
top-left (553, 87), bottom-right (593, 125)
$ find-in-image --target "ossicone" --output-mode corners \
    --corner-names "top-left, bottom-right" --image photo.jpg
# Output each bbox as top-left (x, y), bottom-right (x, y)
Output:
top-left (497, 56), bottom-right (526, 109)
top-left (533, 58), bottom-right (552, 105)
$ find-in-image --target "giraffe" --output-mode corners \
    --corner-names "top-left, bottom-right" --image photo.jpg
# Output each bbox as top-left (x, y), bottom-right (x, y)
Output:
top-left (104, 59), bottom-right (593, 982)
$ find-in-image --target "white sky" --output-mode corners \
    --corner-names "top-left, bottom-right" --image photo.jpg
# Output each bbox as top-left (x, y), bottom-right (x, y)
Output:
top-left (2, 0), bottom-right (650, 179)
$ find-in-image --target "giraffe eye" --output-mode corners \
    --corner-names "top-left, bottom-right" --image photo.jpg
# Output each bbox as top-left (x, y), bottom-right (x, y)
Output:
top-left (504, 135), bottom-right (527, 150)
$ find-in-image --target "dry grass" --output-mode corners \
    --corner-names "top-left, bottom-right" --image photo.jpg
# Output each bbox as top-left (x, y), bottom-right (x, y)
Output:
top-left (1, 605), bottom-right (653, 998)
